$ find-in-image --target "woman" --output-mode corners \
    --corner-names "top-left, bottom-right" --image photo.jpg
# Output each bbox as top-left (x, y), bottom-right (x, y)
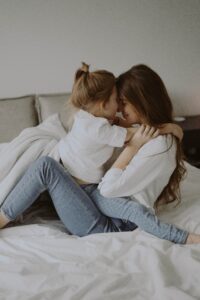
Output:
top-left (0, 64), bottom-right (199, 244)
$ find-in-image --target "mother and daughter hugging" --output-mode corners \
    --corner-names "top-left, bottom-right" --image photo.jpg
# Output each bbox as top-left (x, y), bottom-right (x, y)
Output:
top-left (0, 62), bottom-right (200, 245)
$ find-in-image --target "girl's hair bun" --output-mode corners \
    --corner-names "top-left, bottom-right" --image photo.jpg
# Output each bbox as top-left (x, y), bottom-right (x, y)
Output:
top-left (81, 62), bottom-right (90, 73)
top-left (75, 62), bottom-right (90, 81)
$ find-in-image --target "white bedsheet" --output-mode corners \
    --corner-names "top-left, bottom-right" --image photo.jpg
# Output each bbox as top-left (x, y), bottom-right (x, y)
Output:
top-left (1, 190), bottom-right (200, 300)
top-left (1, 126), bottom-right (200, 299)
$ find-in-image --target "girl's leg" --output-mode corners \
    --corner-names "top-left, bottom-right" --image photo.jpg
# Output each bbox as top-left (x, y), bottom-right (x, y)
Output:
top-left (0, 156), bottom-right (117, 235)
top-left (89, 188), bottom-right (189, 244)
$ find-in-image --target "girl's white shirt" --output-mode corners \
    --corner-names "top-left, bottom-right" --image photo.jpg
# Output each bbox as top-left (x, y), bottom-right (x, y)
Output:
top-left (58, 109), bottom-right (127, 183)
top-left (98, 134), bottom-right (177, 211)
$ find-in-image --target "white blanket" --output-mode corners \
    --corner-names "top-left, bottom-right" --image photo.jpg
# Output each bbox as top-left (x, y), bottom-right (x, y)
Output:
top-left (0, 167), bottom-right (200, 300)
top-left (0, 216), bottom-right (200, 300)
top-left (1, 117), bottom-right (200, 299)
top-left (0, 114), bottom-right (67, 206)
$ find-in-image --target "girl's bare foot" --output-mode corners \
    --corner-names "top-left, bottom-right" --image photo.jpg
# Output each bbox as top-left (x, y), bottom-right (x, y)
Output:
top-left (0, 212), bottom-right (10, 229)
top-left (186, 233), bottom-right (200, 244)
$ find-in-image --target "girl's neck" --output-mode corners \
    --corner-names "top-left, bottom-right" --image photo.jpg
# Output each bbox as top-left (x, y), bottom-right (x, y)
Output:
top-left (87, 104), bottom-right (108, 119)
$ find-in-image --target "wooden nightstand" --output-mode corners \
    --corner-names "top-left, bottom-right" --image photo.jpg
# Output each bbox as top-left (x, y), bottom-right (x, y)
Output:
top-left (174, 115), bottom-right (200, 168)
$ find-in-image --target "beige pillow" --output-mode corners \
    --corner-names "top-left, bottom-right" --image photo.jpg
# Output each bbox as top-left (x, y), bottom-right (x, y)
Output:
top-left (0, 95), bottom-right (38, 143)
top-left (36, 93), bottom-right (78, 132)
top-left (36, 93), bottom-right (70, 122)
top-left (59, 100), bottom-right (79, 132)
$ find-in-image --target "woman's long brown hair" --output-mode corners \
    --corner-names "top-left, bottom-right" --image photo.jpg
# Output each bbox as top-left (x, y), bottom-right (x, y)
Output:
top-left (116, 64), bottom-right (186, 212)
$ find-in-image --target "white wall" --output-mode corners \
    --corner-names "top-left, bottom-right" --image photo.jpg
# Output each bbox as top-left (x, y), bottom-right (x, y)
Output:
top-left (0, 0), bottom-right (199, 115)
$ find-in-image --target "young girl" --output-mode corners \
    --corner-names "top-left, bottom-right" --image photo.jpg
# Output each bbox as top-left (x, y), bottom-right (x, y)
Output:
top-left (58, 62), bottom-right (182, 185)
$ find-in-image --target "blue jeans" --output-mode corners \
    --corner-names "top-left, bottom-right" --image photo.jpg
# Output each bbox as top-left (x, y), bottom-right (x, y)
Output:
top-left (87, 188), bottom-right (188, 243)
top-left (0, 156), bottom-right (188, 243)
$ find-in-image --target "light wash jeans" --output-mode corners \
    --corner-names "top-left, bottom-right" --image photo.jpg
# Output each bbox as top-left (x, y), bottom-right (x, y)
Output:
top-left (0, 156), bottom-right (188, 243)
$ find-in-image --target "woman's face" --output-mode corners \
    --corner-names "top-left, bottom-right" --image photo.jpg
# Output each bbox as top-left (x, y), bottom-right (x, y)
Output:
top-left (120, 97), bottom-right (141, 124)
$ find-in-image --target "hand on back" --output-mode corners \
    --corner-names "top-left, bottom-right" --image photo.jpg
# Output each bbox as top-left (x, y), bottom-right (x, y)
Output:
top-left (128, 125), bottom-right (160, 149)
top-left (158, 123), bottom-right (183, 141)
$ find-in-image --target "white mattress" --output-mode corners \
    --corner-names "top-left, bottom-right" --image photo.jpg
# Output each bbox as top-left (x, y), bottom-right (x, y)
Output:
top-left (1, 192), bottom-right (200, 300)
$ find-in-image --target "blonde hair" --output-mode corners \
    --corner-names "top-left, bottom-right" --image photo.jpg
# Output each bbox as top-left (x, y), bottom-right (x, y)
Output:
top-left (70, 62), bottom-right (116, 110)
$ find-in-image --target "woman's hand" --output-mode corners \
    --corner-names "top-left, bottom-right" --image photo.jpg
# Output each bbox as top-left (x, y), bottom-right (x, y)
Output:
top-left (111, 125), bottom-right (159, 170)
top-left (128, 125), bottom-right (160, 149)
top-left (158, 123), bottom-right (183, 141)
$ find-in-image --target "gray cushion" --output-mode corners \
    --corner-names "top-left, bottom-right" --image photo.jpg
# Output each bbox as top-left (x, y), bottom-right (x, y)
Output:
top-left (59, 100), bottom-right (79, 132)
top-left (36, 93), bottom-right (71, 122)
top-left (0, 95), bottom-right (38, 143)
top-left (36, 93), bottom-right (78, 132)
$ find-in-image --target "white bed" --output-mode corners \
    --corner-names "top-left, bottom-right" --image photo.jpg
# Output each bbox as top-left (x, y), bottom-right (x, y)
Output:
top-left (0, 109), bottom-right (200, 299)
top-left (1, 171), bottom-right (200, 300)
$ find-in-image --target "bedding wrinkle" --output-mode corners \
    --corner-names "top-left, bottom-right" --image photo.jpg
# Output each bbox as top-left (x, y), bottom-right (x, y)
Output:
top-left (1, 225), bottom-right (200, 299)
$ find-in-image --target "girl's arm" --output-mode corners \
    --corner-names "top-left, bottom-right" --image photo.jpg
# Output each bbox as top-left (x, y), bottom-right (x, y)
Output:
top-left (159, 123), bottom-right (183, 141)
top-left (113, 117), bottom-right (160, 144)
top-left (88, 119), bottom-right (127, 147)
top-left (112, 116), bottom-right (132, 128)
top-left (103, 117), bottom-right (138, 147)
top-left (112, 125), bottom-right (160, 169)
top-left (113, 118), bottom-right (183, 141)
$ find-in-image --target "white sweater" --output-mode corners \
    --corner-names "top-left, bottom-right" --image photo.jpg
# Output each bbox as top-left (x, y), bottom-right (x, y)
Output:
top-left (58, 109), bottom-right (127, 183)
top-left (98, 135), bottom-right (177, 210)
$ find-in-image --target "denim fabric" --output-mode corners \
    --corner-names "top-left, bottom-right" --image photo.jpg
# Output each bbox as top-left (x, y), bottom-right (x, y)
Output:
top-left (82, 184), bottom-right (138, 232)
top-left (0, 157), bottom-right (117, 236)
top-left (87, 188), bottom-right (188, 244)
top-left (0, 156), bottom-right (188, 243)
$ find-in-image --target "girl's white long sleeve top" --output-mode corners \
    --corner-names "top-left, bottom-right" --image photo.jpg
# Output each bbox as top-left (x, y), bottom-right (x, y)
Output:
top-left (98, 135), bottom-right (177, 210)
top-left (58, 109), bottom-right (127, 183)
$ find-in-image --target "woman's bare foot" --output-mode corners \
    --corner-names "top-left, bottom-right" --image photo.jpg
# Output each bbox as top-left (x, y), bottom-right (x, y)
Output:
top-left (186, 233), bottom-right (200, 244)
